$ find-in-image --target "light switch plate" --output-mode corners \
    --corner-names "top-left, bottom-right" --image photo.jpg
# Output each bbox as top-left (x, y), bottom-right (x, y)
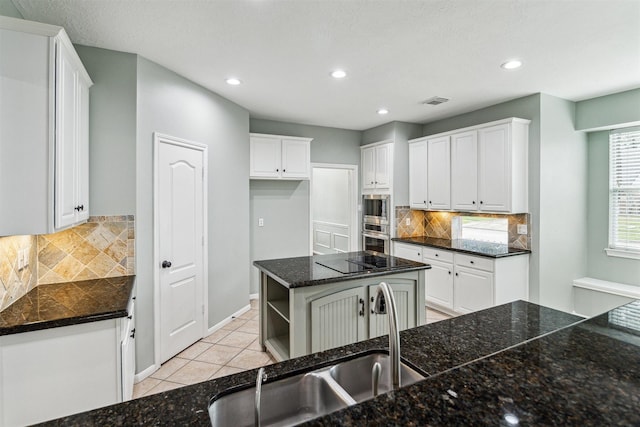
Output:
top-left (517, 224), bottom-right (528, 235)
top-left (258, 218), bottom-right (264, 227)
top-left (405, 218), bottom-right (410, 226)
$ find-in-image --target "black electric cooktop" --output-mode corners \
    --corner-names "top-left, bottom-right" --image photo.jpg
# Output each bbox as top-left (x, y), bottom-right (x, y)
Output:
top-left (316, 254), bottom-right (414, 274)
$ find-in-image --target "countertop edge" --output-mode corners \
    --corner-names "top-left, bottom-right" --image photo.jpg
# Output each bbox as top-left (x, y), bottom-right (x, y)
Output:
top-left (392, 237), bottom-right (531, 258)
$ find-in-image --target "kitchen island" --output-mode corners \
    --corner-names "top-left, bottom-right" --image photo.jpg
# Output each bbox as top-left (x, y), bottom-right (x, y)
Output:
top-left (253, 251), bottom-right (430, 360)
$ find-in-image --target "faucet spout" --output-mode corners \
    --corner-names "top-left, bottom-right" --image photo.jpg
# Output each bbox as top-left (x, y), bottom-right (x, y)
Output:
top-left (255, 367), bottom-right (267, 426)
top-left (373, 281), bottom-right (401, 390)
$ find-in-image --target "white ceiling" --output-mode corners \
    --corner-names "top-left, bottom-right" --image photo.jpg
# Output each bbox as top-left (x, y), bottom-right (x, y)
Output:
top-left (12, 0), bottom-right (640, 131)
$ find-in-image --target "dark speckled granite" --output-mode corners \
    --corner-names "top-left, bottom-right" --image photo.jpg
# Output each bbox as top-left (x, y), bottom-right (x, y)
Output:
top-left (253, 251), bottom-right (429, 288)
top-left (38, 300), bottom-right (583, 426)
top-left (393, 236), bottom-right (531, 258)
top-left (0, 276), bottom-right (135, 336)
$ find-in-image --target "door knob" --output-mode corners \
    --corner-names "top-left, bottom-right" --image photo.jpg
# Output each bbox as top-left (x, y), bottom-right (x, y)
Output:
top-left (162, 260), bottom-right (172, 269)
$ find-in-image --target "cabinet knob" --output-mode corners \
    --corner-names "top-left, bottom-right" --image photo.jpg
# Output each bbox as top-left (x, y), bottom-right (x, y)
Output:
top-left (130, 328), bottom-right (136, 339)
top-left (162, 260), bottom-right (172, 269)
top-left (283, 169), bottom-right (286, 172)
top-left (455, 272), bottom-right (458, 276)
top-left (74, 205), bottom-right (84, 212)
top-left (470, 260), bottom-right (475, 264)
top-left (423, 200), bottom-right (426, 204)
top-left (435, 253), bottom-right (439, 257)
top-left (429, 201), bottom-right (432, 204)
top-left (480, 201), bottom-right (484, 204)
top-left (375, 181), bottom-right (378, 184)
top-left (276, 168), bottom-right (279, 172)
top-left (472, 201), bottom-right (476, 205)
top-left (370, 181), bottom-right (374, 184)
top-left (448, 271), bottom-right (451, 275)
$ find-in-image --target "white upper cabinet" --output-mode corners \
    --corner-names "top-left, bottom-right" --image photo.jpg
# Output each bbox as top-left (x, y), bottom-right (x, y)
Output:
top-left (408, 117), bottom-right (530, 214)
top-left (361, 141), bottom-right (392, 193)
top-left (0, 17), bottom-right (93, 235)
top-left (409, 140), bottom-right (428, 209)
top-left (426, 136), bottom-right (450, 210)
top-left (250, 133), bottom-right (312, 180)
top-left (451, 131), bottom-right (478, 211)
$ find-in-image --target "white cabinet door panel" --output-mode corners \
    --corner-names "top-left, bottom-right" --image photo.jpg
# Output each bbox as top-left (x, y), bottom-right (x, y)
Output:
top-left (368, 283), bottom-right (415, 338)
top-left (374, 144), bottom-right (391, 189)
top-left (311, 287), bottom-right (366, 353)
top-left (451, 131), bottom-right (478, 211)
top-left (427, 136), bottom-right (450, 210)
top-left (362, 146), bottom-right (376, 189)
top-left (478, 124), bottom-right (510, 212)
top-left (454, 266), bottom-right (494, 314)
top-left (425, 260), bottom-right (454, 309)
top-left (281, 138), bottom-right (310, 178)
top-left (409, 141), bottom-right (428, 209)
top-left (393, 242), bottom-right (422, 262)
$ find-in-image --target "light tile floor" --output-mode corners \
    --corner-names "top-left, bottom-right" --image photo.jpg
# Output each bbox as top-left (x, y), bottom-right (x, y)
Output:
top-left (133, 300), bottom-right (451, 399)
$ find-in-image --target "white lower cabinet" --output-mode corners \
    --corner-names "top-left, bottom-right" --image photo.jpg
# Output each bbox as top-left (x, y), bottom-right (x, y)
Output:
top-left (393, 242), bottom-right (423, 262)
top-left (420, 246), bottom-right (528, 315)
top-left (0, 307), bottom-right (135, 426)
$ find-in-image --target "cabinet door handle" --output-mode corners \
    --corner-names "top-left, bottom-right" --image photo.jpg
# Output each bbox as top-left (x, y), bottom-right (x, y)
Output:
top-left (276, 168), bottom-right (279, 172)
top-left (359, 298), bottom-right (365, 317)
top-left (448, 271), bottom-right (451, 275)
top-left (470, 260), bottom-right (475, 264)
top-left (480, 201), bottom-right (483, 204)
top-left (127, 315), bottom-right (132, 320)
top-left (162, 260), bottom-right (172, 268)
top-left (435, 253), bottom-right (439, 257)
top-left (283, 169), bottom-right (286, 172)
top-left (130, 328), bottom-right (136, 339)
top-left (455, 272), bottom-right (458, 276)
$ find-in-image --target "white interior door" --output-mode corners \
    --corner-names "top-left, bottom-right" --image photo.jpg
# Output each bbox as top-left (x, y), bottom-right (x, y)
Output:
top-left (157, 135), bottom-right (206, 363)
top-left (311, 165), bottom-right (358, 255)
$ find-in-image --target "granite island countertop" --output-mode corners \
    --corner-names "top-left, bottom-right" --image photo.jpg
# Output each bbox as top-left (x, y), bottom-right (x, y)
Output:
top-left (38, 300), bottom-right (598, 426)
top-left (0, 275), bottom-right (135, 336)
top-left (393, 236), bottom-right (531, 258)
top-left (253, 251), bottom-right (430, 288)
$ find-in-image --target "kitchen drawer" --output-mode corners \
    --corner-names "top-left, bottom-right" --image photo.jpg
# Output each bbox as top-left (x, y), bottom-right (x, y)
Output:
top-left (423, 247), bottom-right (454, 263)
top-left (455, 253), bottom-right (494, 272)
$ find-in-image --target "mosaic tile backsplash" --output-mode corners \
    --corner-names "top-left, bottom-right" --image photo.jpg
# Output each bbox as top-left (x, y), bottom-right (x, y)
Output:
top-left (0, 216), bottom-right (135, 311)
top-left (395, 207), bottom-right (531, 250)
top-left (0, 235), bottom-right (37, 311)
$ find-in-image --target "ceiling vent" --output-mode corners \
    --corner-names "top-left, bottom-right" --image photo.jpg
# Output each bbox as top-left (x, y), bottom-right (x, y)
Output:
top-left (422, 96), bottom-right (450, 106)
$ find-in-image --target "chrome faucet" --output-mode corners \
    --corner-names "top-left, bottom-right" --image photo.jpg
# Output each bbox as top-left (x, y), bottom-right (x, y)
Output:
top-left (255, 367), bottom-right (267, 427)
top-left (373, 281), bottom-right (400, 390)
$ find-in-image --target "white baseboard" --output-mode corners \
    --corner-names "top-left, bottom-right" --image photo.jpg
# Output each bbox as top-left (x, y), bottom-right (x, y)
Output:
top-left (207, 304), bottom-right (251, 335)
top-left (134, 363), bottom-right (159, 383)
top-left (249, 293), bottom-right (259, 300)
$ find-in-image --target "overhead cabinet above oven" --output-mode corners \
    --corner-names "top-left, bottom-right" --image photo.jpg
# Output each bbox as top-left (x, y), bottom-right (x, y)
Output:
top-left (409, 117), bottom-right (530, 214)
top-left (0, 16), bottom-right (93, 235)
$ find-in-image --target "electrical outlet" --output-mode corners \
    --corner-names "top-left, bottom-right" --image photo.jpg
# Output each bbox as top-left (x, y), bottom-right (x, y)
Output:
top-left (517, 224), bottom-right (528, 235)
top-left (405, 218), bottom-right (410, 226)
top-left (258, 218), bottom-right (264, 227)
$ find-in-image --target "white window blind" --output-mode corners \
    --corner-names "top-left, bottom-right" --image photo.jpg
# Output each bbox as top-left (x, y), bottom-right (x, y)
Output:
top-left (608, 126), bottom-right (640, 255)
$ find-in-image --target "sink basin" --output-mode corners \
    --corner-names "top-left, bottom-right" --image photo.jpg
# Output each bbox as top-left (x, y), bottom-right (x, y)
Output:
top-left (329, 352), bottom-right (425, 403)
top-left (208, 370), bottom-right (352, 427)
top-left (209, 351), bottom-right (425, 426)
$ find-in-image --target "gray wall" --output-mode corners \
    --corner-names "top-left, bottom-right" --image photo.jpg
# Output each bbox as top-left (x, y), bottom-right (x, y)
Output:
top-left (576, 88), bottom-right (640, 131)
top-left (136, 57), bottom-right (250, 371)
top-left (361, 122), bottom-right (395, 146)
top-left (248, 119), bottom-right (362, 294)
top-left (0, 1), bottom-right (23, 18)
top-left (537, 94), bottom-right (588, 311)
top-left (75, 45), bottom-right (137, 215)
top-left (423, 94), bottom-right (545, 305)
top-left (587, 131), bottom-right (640, 285)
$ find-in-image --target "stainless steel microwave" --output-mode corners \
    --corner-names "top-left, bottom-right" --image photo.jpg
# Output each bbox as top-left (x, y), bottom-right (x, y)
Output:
top-left (362, 194), bottom-right (390, 225)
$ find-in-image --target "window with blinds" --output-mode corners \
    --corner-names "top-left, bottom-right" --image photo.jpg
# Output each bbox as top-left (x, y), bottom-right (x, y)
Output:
top-left (608, 126), bottom-right (640, 258)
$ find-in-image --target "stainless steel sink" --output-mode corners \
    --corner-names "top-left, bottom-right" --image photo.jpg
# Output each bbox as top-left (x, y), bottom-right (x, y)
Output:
top-left (328, 352), bottom-right (425, 403)
top-left (208, 351), bottom-right (425, 426)
top-left (208, 370), bottom-right (353, 427)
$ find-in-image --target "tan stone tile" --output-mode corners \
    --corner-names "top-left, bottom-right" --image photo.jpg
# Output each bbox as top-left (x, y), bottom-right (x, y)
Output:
top-left (70, 240), bottom-right (100, 265)
top-left (250, 299), bottom-right (259, 309)
top-left (106, 264), bottom-right (127, 277)
top-left (105, 239), bottom-right (127, 263)
top-left (86, 252), bottom-right (117, 277)
top-left (74, 267), bottom-right (99, 281)
top-left (132, 377), bottom-right (161, 399)
top-left (217, 331), bottom-right (256, 348)
top-left (236, 320), bottom-right (259, 334)
top-left (200, 328), bottom-right (231, 344)
top-left (145, 380), bottom-right (184, 396)
top-left (195, 344), bottom-right (241, 365)
top-left (246, 338), bottom-right (264, 351)
top-left (39, 268), bottom-right (66, 285)
top-left (104, 222), bottom-right (127, 238)
top-left (176, 341), bottom-right (212, 360)
top-left (52, 255), bottom-right (84, 281)
top-left (151, 357), bottom-right (189, 380)
top-left (165, 361), bottom-right (221, 386)
top-left (238, 309), bottom-right (255, 320)
top-left (47, 229), bottom-right (81, 254)
top-left (221, 318), bottom-right (247, 331)
top-left (38, 243), bottom-right (66, 269)
top-left (227, 349), bottom-right (273, 370)
top-left (209, 366), bottom-right (244, 380)
top-left (73, 222), bottom-right (99, 238)
top-left (86, 225), bottom-right (117, 251)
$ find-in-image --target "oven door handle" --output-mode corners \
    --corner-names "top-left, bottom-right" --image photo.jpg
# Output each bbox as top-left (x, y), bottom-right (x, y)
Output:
top-left (362, 232), bottom-right (389, 240)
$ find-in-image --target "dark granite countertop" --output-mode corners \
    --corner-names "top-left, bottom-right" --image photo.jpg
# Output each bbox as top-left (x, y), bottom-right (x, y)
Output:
top-left (393, 236), bottom-right (531, 258)
top-left (39, 300), bottom-right (586, 426)
top-left (253, 251), bottom-right (430, 288)
top-left (0, 276), bottom-right (135, 336)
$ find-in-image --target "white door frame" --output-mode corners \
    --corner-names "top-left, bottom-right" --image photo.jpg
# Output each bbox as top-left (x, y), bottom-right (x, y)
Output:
top-left (309, 163), bottom-right (359, 255)
top-left (153, 132), bottom-right (209, 369)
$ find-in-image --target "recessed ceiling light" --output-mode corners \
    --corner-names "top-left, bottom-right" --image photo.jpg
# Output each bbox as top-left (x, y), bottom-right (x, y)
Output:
top-left (501, 60), bottom-right (522, 70)
top-left (331, 70), bottom-right (347, 79)
top-left (377, 108), bottom-right (389, 115)
top-left (226, 78), bottom-right (242, 85)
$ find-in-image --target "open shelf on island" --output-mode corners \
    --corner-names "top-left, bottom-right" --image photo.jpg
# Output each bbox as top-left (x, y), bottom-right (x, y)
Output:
top-left (265, 335), bottom-right (289, 362)
top-left (267, 300), bottom-right (289, 322)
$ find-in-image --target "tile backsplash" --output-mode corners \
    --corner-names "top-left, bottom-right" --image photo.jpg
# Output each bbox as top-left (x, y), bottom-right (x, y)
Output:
top-left (395, 207), bottom-right (531, 249)
top-left (0, 215), bottom-right (135, 311)
top-left (0, 235), bottom-right (37, 311)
